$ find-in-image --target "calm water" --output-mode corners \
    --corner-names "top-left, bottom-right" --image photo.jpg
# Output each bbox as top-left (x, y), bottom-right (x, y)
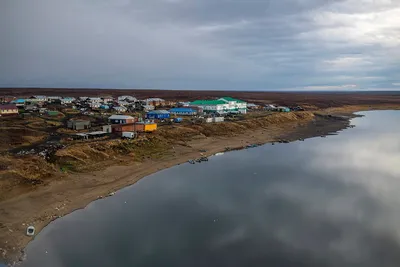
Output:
top-left (18, 111), bottom-right (400, 267)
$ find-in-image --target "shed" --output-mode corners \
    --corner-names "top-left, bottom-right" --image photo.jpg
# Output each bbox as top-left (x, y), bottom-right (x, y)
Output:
top-left (169, 108), bottom-right (197, 116)
top-left (67, 120), bottom-right (91, 130)
top-left (146, 110), bottom-right (170, 120)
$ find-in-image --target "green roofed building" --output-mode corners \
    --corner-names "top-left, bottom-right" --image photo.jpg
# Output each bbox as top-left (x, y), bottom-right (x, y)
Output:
top-left (190, 97), bottom-right (247, 114)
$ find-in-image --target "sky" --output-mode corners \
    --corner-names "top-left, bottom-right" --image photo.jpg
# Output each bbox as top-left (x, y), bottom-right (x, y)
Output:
top-left (0, 0), bottom-right (399, 90)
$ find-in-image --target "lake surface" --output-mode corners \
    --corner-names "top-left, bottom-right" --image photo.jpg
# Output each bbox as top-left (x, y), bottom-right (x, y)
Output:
top-left (19, 111), bottom-right (400, 267)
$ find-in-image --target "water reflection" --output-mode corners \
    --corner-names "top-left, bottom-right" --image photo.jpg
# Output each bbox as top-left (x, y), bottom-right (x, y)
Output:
top-left (20, 111), bottom-right (400, 267)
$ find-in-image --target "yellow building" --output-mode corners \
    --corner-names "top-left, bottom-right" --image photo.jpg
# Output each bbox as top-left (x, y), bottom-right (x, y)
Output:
top-left (144, 123), bottom-right (157, 132)
top-left (0, 104), bottom-right (19, 116)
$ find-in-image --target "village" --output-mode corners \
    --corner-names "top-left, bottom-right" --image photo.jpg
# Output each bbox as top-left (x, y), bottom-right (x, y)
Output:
top-left (0, 94), bottom-right (300, 158)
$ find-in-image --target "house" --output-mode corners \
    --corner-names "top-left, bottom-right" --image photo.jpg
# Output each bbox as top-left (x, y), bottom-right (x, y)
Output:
top-left (0, 96), bottom-right (16, 103)
top-left (25, 104), bottom-right (38, 112)
top-left (109, 115), bottom-right (137, 124)
top-left (143, 105), bottom-right (155, 112)
top-left (118, 96), bottom-right (137, 102)
top-left (90, 102), bottom-right (101, 109)
top-left (117, 101), bottom-right (130, 106)
top-left (218, 97), bottom-right (247, 114)
top-left (61, 97), bottom-right (75, 105)
top-left (79, 97), bottom-right (89, 102)
top-left (100, 104), bottom-right (110, 110)
top-left (177, 101), bottom-right (190, 107)
top-left (47, 96), bottom-right (62, 102)
top-left (112, 122), bottom-right (157, 133)
top-left (0, 104), bottom-right (19, 116)
top-left (12, 99), bottom-right (26, 107)
top-left (247, 103), bottom-right (260, 110)
top-left (88, 97), bottom-right (102, 103)
top-left (169, 107), bottom-right (197, 116)
top-left (29, 95), bottom-right (48, 103)
top-left (67, 119), bottom-right (91, 130)
top-left (146, 110), bottom-right (170, 120)
top-left (100, 96), bottom-right (114, 103)
top-left (113, 106), bottom-right (127, 113)
top-left (265, 104), bottom-right (277, 111)
top-left (145, 98), bottom-right (165, 106)
top-left (190, 100), bottom-right (230, 114)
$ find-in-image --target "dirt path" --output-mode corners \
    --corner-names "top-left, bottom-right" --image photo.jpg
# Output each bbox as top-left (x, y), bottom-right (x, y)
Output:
top-left (0, 113), bottom-right (351, 264)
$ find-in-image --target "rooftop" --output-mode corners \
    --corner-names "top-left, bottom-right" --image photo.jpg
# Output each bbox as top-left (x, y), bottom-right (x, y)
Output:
top-left (190, 100), bottom-right (227, 106)
top-left (219, 97), bottom-right (246, 103)
top-left (109, 115), bottom-right (134, 120)
top-left (0, 104), bottom-right (18, 110)
top-left (147, 110), bottom-right (170, 114)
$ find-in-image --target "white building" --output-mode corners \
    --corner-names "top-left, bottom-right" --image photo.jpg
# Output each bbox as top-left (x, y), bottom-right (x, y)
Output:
top-left (101, 96), bottom-right (114, 103)
top-left (61, 97), bottom-right (75, 105)
top-left (118, 95), bottom-right (137, 102)
top-left (88, 97), bottom-right (103, 103)
top-left (190, 97), bottom-right (247, 114)
top-left (27, 95), bottom-right (47, 103)
top-left (113, 106), bottom-right (127, 113)
top-left (89, 102), bottom-right (101, 109)
top-left (218, 97), bottom-right (247, 114)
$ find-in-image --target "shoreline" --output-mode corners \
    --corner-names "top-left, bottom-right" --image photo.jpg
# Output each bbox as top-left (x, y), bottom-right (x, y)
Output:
top-left (0, 111), bottom-right (356, 264)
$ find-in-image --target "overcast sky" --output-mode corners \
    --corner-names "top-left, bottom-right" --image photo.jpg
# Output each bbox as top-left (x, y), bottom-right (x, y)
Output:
top-left (1, 0), bottom-right (399, 90)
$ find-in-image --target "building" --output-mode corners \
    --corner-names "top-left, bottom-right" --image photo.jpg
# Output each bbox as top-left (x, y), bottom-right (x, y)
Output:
top-left (277, 106), bottom-right (291, 112)
top-left (111, 122), bottom-right (157, 133)
top-left (109, 115), bottom-right (136, 124)
top-left (218, 97), bottom-right (247, 114)
top-left (11, 99), bottom-right (26, 107)
top-left (145, 98), bottom-right (165, 107)
top-left (169, 107), bottom-right (197, 116)
top-left (25, 104), bottom-right (38, 112)
top-left (28, 95), bottom-right (48, 103)
top-left (100, 104), bottom-right (110, 110)
top-left (247, 103), bottom-right (260, 110)
top-left (113, 106), bottom-right (127, 113)
top-left (0, 104), bottom-right (19, 116)
top-left (47, 96), bottom-right (62, 102)
top-left (67, 119), bottom-right (91, 130)
top-left (101, 96), bottom-right (114, 103)
top-left (189, 100), bottom-right (229, 114)
top-left (61, 97), bottom-right (75, 105)
top-left (88, 97), bottom-right (102, 104)
top-left (90, 103), bottom-right (101, 109)
top-left (0, 96), bottom-right (16, 103)
top-left (143, 105), bottom-right (155, 112)
top-left (118, 96), bottom-right (137, 102)
top-left (206, 117), bottom-right (225, 123)
top-left (146, 110), bottom-right (170, 120)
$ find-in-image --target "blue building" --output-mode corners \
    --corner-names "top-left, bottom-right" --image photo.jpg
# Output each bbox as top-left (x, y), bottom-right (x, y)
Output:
top-left (100, 104), bottom-right (110, 110)
top-left (146, 110), bottom-right (170, 120)
top-left (169, 107), bottom-right (197, 116)
top-left (12, 99), bottom-right (25, 106)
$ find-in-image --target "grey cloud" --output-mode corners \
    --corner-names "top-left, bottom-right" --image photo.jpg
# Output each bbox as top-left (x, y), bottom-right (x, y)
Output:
top-left (0, 0), bottom-right (399, 89)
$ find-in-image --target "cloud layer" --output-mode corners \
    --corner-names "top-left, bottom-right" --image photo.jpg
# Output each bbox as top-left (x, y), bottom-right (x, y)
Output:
top-left (1, 0), bottom-right (399, 90)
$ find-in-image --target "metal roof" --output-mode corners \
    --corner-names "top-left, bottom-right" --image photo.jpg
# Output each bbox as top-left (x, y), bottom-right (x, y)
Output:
top-left (169, 108), bottom-right (195, 112)
top-left (147, 110), bottom-right (170, 114)
top-left (109, 115), bottom-right (134, 120)
top-left (190, 100), bottom-right (226, 106)
top-left (0, 104), bottom-right (18, 110)
top-left (219, 97), bottom-right (246, 103)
